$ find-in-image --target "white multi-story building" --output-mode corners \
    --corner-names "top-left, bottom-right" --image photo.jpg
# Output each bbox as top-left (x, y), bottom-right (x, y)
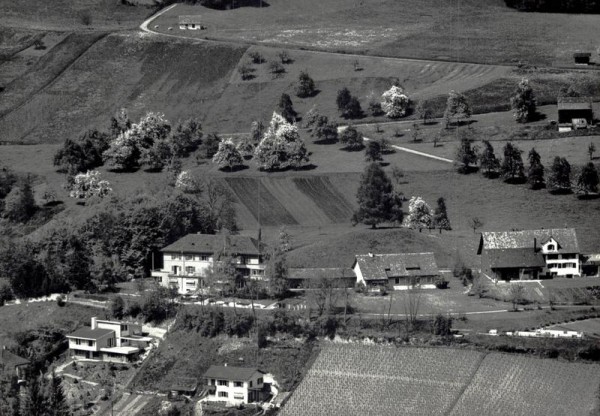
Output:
top-left (152, 233), bottom-right (266, 294)
top-left (202, 365), bottom-right (266, 405)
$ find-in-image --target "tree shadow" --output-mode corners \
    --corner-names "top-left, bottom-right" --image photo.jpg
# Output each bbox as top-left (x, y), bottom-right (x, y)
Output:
top-left (457, 166), bottom-right (479, 174)
top-left (424, 120), bottom-right (439, 126)
top-left (43, 200), bottom-right (64, 207)
top-left (577, 193), bottom-right (600, 200)
top-left (206, 0), bottom-right (271, 9)
top-left (313, 138), bottom-right (339, 145)
top-left (341, 145), bottom-right (365, 152)
top-left (241, 74), bottom-right (256, 81)
top-left (294, 163), bottom-right (317, 171)
top-left (379, 162), bottom-right (390, 167)
top-left (504, 177), bottom-right (527, 185)
top-left (482, 171), bottom-right (500, 179)
top-left (528, 112), bottom-right (547, 122)
top-left (144, 167), bottom-right (165, 173)
top-left (549, 188), bottom-right (573, 195)
top-left (220, 165), bottom-right (249, 173)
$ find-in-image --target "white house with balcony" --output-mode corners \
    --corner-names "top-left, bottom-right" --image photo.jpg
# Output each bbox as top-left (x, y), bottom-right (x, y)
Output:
top-left (478, 228), bottom-right (581, 281)
top-left (152, 233), bottom-right (266, 294)
top-left (202, 365), bottom-right (267, 405)
top-left (66, 317), bottom-right (151, 363)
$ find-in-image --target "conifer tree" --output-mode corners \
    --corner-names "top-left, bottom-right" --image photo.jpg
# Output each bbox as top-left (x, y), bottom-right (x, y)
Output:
top-left (479, 140), bottom-right (500, 178)
top-left (454, 137), bottom-right (477, 173)
top-left (527, 148), bottom-right (545, 189)
top-left (352, 163), bottom-right (403, 228)
top-left (577, 162), bottom-right (599, 195)
top-left (277, 93), bottom-right (297, 123)
top-left (501, 142), bottom-right (525, 183)
top-left (47, 371), bottom-right (69, 416)
top-left (548, 156), bottom-right (572, 193)
top-left (433, 197), bottom-right (451, 233)
top-left (511, 78), bottom-right (537, 122)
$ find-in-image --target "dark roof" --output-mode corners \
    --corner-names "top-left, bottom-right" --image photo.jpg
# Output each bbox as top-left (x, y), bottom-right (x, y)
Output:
top-left (354, 253), bottom-right (439, 281)
top-left (67, 327), bottom-right (114, 340)
top-left (485, 249), bottom-right (546, 269)
top-left (203, 365), bottom-right (264, 381)
top-left (573, 52), bottom-right (591, 58)
top-left (0, 348), bottom-right (29, 368)
top-left (170, 377), bottom-right (198, 392)
top-left (179, 15), bottom-right (202, 24)
top-left (288, 268), bottom-right (355, 280)
top-left (479, 229), bottom-right (579, 253)
top-left (557, 97), bottom-right (593, 111)
top-left (161, 234), bottom-right (262, 256)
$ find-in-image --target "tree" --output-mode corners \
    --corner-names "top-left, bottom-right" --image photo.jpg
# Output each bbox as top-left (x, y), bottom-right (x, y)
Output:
top-left (500, 142), bottom-right (525, 183)
top-left (140, 139), bottom-right (173, 171)
top-left (381, 85), bottom-right (410, 118)
top-left (238, 61), bottom-right (253, 80)
top-left (368, 100), bottom-right (384, 116)
top-left (343, 97), bottom-right (362, 119)
top-left (454, 136), bottom-right (477, 173)
top-left (111, 296), bottom-right (125, 319)
top-left (278, 50), bottom-right (291, 64)
top-left (47, 371), bottom-right (69, 416)
top-left (2, 176), bottom-right (36, 223)
top-left (577, 162), bottom-right (599, 195)
top-left (433, 197), bottom-right (451, 232)
top-left (336, 88), bottom-right (352, 113)
top-left (548, 156), bottom-right (572, 193)
top-left (527, 148), bottom-right (545, 189)
top-left (589, 142), bottom-right (596, 160)
top-left (109, 108), bottom-right (132, 139)
top-left (212, 138), bottom-right (244, 171)
top-left (469, 217), bottom-right (484, 233)
top-left (23, 375), bottom-right (46, 416)
top-left (254, 112), bottom-right (309, 171)
top-left (278, 226), bottom-right (292, 252)
top-left (69, 170), bottom-right (112, 199)
top-left (352, 163), bottom-right (403, 228)
top-left (312, 116), bottom-right (338, 143)
top-left (479, 140), bottom-right (500, 178)
top-left (277, 93), bottom-right (297, 123)
top-left (365, 140), bottom-right (382, 162)
top-left (295, 71), bottom-right (316, 98)
top-left (265, 249), bottom-right (289, 299)
top-left (268, 60), bottom-right (285, 76)
top-left (339, 125), bottom-right (364, 151)
top-left (53, 129), bottom-right (110, 175)
top-left (197, 133), bottom-right (221, 160)
top-left (411, 124), bottom-right (420, 143)
top-left (415, 100), bottom-right (433, 124)
top-left (511, 78), bottom-right (537, 122)
top-left (444, 90), bottom-right (471, 127)
top-left (170, 119), bottom-right (203, 157)
top-left (509, 283), bottom-right (525, 310)
top-left (402, 196), bottom-right (433, 232)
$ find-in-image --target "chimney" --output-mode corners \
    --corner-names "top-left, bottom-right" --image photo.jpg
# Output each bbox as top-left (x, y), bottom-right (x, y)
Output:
top-left (91, 317), bottom-right (97, 329)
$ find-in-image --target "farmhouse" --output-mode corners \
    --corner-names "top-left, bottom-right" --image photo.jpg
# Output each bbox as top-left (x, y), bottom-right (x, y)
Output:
top-left (478, 228), bottom-right (581, 281)
top-left (557, 97), bottom-right (594, 131)
top-left (202, 365), bottom-right (267, 405)
top-left (573, 52), bottom-right (592, 65)
top-left (66, 317), bottom-right (151, 363)
top-left (0, 346), bottom-right (29, 380)
top-left (152, 233), bottom-right (266, 294)
top-left (287, 267), bottom-right (356, 288)
top-left (178, 15), bottom-right (204, 30)
top-left (352, 252), bottom-right (440, 291)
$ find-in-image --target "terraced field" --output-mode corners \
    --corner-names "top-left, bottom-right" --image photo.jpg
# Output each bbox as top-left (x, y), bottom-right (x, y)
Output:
top-left (281, 344), bottom-right (600, 416)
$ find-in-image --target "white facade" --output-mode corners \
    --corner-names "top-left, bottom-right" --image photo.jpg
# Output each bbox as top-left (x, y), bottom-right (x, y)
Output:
top-left (205, 371), bottom-right (264, 405)
top-left (540, 238), bottom-right (580, 277)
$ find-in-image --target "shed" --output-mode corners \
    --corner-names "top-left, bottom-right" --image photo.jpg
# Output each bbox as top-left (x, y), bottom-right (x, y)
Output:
top-left (557, 97), bottom-right (594, 125)
top-left (178, 15), bottom-right (204, 30)
top-left (573, 52), bottom-right (592, 65)
top-left (169, 377), bottom-right (198, 397)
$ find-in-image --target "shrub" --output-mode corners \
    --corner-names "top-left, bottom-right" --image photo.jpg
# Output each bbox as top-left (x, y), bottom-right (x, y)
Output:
top-left (56, 295), bottom-right (66, 307)
top-left (249, 51), bottom-right (264, 64)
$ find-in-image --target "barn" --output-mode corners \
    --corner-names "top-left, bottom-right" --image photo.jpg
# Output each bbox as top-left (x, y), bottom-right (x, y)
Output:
top-left (557, 97), bottom-right (594, 130)
top-left (573, 52), bottom-right (592, 65)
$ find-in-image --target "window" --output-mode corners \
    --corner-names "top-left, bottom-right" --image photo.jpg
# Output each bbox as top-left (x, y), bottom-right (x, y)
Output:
top-left (234, 381), bottom-right (243, 387)
top-left (121, 324), bottom-right (128, 331)
top-left (172, 254), bottom-right (181, 260)
top-left (546, 244), bottom-right (555, 251)
top-left (75, 339), bottom-right (82, 345)
top-left (234, 393), bottom-right (244, 400)
top-left (406, 266), bottom-right (421, 271)
top-left (218, 392), bottom-right (228, 398)
top-left (186, 266), bottom-right (195, 274)
top-left (185, 280), bottom-right (196, 286)
top-left (201, 255), bottom-right (209, 261)
top-left (395, 277), bottom-right (400, 284)
top-left (88, 340), bottom-right (94, 347)
top-left (218, 380), bottom-right (228, 386)
top-left (547, 254), bottom-right (558, 260)
top-left (108, 338), bottom-right (113, 347)
top-left (249, 381), bottom-right (252, 388)
top-left (185, 254), bottom-right (193, 261)
top-left (257, 377), bottom-right (263, 385)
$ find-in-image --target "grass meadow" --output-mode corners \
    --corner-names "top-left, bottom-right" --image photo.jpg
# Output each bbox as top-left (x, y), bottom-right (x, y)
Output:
top-left (155, 0), bottom-right (600, 65)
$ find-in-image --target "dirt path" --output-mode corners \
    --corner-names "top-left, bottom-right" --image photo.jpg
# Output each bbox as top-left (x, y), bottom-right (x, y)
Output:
top-left (363, 136), bottom-right (454, 164)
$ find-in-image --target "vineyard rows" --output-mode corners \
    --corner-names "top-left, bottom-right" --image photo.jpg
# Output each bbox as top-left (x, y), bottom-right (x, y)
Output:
top-left (280, 344), bottom-right (600, 416)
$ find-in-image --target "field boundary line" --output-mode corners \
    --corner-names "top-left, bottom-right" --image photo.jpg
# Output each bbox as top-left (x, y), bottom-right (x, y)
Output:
top-left (444, 352), bottom-right (488, 416)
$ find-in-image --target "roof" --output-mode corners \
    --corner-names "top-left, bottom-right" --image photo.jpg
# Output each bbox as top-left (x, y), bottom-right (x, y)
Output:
top-left (485, 248), bottom-right (546, 269)
top-left (288, 268), bottom-right (355, 280)
top-left (479, 229), bottom-right (579, 253)
top-left (161, 234), bottom-right (262, 256)
top-left (67, 327), bottom-right (114, 340)
top-left (179, 15), bottom-right (202, 24)
top-left (0, 348), bottom-right (29, 368)
top-left (573, 52), bottom-right (591, 58)
top-left (170, 377), bottom-right (198, 392)
top-left (354, 253), bottom-right (439, 281)
top-left (203, 365), bottom-right (264, 381)
top-left (557, 97), bottom-right (593, 111)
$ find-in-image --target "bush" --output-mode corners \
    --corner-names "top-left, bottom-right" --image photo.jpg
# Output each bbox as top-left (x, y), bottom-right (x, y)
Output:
top-left (249, 51), bottom-right (264, 64)
top-left (56, 295), bottom-right (66, 307)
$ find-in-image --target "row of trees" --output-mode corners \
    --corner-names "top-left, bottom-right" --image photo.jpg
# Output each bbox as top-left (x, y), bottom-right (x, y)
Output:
top-left (0, 371), bottom-right (69, 416)
top-left (0, 172), bottom-right (37, 223)
top-left (456, 138), bottom-right (600, 195)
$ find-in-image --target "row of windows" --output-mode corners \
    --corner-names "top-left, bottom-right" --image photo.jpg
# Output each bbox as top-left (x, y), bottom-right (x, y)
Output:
top-left (547, 263), bottom-right (577, 269)
top-left (74, 339), bottom-right (95, 347)
top-left (171, 254), bottom-right (210, 261)
top-left (212, 378), bottom-right (263, 388)
top-left (546, 254), bottom-right (577, 260)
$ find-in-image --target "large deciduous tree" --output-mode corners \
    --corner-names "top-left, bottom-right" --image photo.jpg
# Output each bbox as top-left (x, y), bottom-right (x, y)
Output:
top-left (577, 162), bottom-right (599, 196)
top-left (53, 129), bottom-right (110, 175)
top-left (352, 163), bottom-right (403, 228)
top-left (295, 71), bottom-right (316, 98)
top-left (381, 85), bottom-right (410, 118)
top-left (340, 125), bottom-right (364, 151)
top-left (500, 142), bottom-right (525, 183)
top-left (69, 170), bottom-right (112, 200)
top-left (511, 78), bottom-right (537, 122)
top-left (548, 156), bottom-right (572, 193)
top-left (2, 175), bottom-right (36, 223)
top-left (454, 136), bottom-right (477, 173)
top-left (527, 148), bottom-right (545, 189)
top-left (312, 115), bottom-right (338, 143)
top-left (254, 112), bottom-right (309, 171)
top-left (444, 90), bottom-right (471, 128)
top-left (403, 196), bottom-right (433, 232)
top-left (212, 138), bottom-right (244, 171)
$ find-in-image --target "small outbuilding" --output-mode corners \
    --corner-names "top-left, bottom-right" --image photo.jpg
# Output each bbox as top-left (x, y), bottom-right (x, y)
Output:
top-left (557, 97), bottom-right (594, 130)
top-left (0, 346), bottom-right (29, 381)
top-left (178, 16), bottom-right (204, 30)
top-left (573, 52), bottom-right (592, 65)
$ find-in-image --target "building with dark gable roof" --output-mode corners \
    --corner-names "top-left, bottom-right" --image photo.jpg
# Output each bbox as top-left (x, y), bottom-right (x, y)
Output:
top-left (0, 346), bottom-right (29, 380)
top-left (152, 233), bottom-right (266, 294)
top-left (478, 228), bottom-right (581, 281)
top-left (202, 365), bottom-right (267, 405)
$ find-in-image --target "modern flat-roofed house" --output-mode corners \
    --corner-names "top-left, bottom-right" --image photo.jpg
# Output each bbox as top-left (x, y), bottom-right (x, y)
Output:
top-left (202, 365), bottom-right (267, 405)
top-left (557, 97), bottom-right (594, 131)
top-left (352, 252), bottom-right (440, 291)
top-left (66, 317), bottom-right (150, 363)
top-left (178, 15), bottom-right (204, 30)
top-left (478, 228), bottom-right (581, 281)
top-left (152, 234), bottom-right (265, 294)
top-left (0, 346), bottom-right (29, 380)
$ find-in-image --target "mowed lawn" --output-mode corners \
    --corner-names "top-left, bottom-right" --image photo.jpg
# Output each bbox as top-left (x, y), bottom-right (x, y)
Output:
top-left (154, 0), bottom-right (600, 65)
